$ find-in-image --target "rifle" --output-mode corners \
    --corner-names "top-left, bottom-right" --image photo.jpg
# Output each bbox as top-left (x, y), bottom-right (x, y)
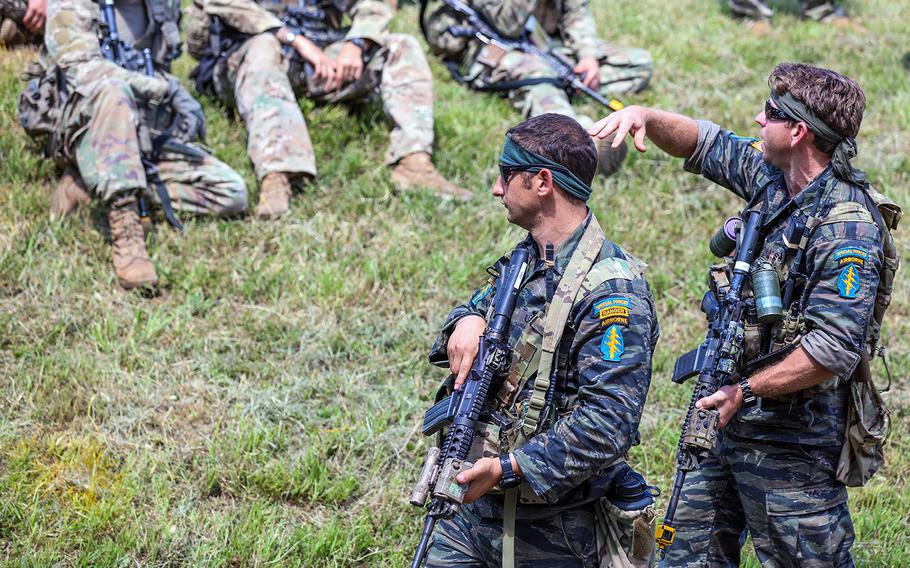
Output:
top-left (419, 0), bottom-right (624, 113)
top-left (99, 0), bottom-right (204, 230)
top-left (654, 210), bottom-right (765, 558)
top-left (409, 247), bottom-right (531, 568)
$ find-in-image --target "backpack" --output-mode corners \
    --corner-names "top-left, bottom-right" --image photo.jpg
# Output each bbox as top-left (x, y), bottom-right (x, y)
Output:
top-left (17, 56), bottom-right (68, 161)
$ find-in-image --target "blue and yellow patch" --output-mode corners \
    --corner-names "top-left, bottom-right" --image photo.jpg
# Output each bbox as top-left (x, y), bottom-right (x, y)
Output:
top-left (470, 281), bottom-right (493, 306)
top-left (837, 263), bottom-right (861, 299)
top-left (600, 324), bottom-right (625, 362)
top-left (592, 297), bottom-right (630, 327)
top-left (730, 134), bottom-right (763, 153)
top-left (834, 247), bottom-right (869, 267)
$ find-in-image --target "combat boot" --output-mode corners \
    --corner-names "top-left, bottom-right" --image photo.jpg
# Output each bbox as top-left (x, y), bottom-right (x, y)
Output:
top-left (50, 166), bottom-right (91, 218)
top-left (391, 152), bottom-right (473, 202)
top-left (109, 196), bottom-right (158, 289)
top-left (595, 134), bottom-right (629, 178)
top-left (255, 172), bottom-right (292, 220)
top-left (728, 0), bottom-right (773, 19)
top-left (0, 18), bottom-right (28, 47)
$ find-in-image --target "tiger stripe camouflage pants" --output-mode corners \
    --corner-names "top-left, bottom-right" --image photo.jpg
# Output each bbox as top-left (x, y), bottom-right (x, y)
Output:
top-left (664, 434), bottom-right (854, 568)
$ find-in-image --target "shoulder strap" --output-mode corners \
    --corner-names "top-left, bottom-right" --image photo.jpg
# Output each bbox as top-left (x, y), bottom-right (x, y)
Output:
top-left (521, 217), bottom-right (606, 436)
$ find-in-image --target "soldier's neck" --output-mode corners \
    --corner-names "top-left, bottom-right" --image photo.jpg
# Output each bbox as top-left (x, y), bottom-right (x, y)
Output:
top-left (530, 205), bottom-right (588, 258)
top-left (783, 153), bottom-right (830, 198)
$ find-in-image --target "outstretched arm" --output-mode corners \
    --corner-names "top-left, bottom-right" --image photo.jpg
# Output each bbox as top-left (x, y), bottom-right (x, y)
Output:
top-left (588, 105), bottom-right (699, 158)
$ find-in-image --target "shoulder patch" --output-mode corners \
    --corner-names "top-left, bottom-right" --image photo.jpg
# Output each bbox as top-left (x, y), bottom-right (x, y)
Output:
top-left (470, 279), bottom-right (494, 306)
top-left (730, 134), bottom-right (762, 152)
top-left (837, 263), bottom-right (861, 299)
top-left (750, 140), bottom-right (764, 152)
top-left (592, 296), bottom-right (631, 327)
top-left (600, 324), bottom-right (625, 362)
top-left (833, 247), bottom-right (869, 267)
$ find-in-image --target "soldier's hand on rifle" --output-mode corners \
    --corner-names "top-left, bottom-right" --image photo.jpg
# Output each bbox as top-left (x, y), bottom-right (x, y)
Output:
top-left (588, 105), bottom-right (650, 153)
top-left (448, 315), bottom-right (486, 389)
top-left (291, 35), bottom-right (336, 86)
top-left (695, 384), bottom-right (743, 427)
top-left (455, 456), bottom-right (505, 503)
top-left (573, 57), bottom-right (600, 90)
top-left (24, 0), bottom-right (46, 33)
top-left (165, 78), bottom-right (206, 142)
top-left (332, 40), bottom-right (364, 90)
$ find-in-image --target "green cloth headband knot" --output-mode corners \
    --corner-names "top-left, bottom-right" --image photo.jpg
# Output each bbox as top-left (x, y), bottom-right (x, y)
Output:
top-left (771, 92), bottom-right (866, 186)
top-left (499, 136), bottom-right (594, 202)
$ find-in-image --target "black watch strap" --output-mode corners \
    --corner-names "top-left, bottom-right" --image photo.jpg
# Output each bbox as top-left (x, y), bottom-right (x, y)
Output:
top-left (499, 454), bottom-right (521, 489)
top-left (739, 376), bottom-right (757, 407)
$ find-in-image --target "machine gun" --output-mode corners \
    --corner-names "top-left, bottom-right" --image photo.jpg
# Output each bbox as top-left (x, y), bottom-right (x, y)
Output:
top-left (99, 0), bottom-right (205, 230)
top-left (419, 0), bottom-right (624, 113)
top-left (654, 210), bottom-right (765, 557)
top-left (409, 247), bottom-right (531, 568)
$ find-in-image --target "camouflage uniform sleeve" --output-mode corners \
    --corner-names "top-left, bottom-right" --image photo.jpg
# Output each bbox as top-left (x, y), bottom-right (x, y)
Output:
top-left (202, 0), bottom-right (282, 35)
top-left (799, 219), bottom-right (882, 377)
top-left (473, 0), bottom-right (537, 38)
top-left (45, 0), bottom-right (168, 100)
top-left (559, 0), bottom-right (599, 61)
top-left (427, 264), bottom-right (501, 368)
top-left (512, 284), bottom-right (657, 501)
top-left (683, 120), bottom-right (765, 201)
top-left (347, 0), bottom-right (392, 46)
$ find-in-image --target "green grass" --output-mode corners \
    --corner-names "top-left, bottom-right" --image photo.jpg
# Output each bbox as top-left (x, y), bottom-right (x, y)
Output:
top-left (1, 0), bottom-right (909, 565)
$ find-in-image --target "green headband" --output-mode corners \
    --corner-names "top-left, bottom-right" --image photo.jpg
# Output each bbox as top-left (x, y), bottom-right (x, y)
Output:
top-left (499, 136), bottom-right (593, 202)
top-left (771, 92), bottom-right (866, 186)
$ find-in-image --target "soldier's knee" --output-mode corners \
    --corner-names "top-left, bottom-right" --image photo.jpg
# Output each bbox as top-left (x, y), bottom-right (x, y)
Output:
top-left (246, 32), bottom-right (284, 63)
top-left (93, 78), bottom-right (138, 108)
top-left (385, 33), bottom-right (422, 53)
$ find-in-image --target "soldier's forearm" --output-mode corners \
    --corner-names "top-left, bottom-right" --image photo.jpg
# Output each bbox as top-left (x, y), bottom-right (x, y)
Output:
top-left (748, 346), bottom-right (833, 398)
top-left (643, 108), bottom-right (699, 159)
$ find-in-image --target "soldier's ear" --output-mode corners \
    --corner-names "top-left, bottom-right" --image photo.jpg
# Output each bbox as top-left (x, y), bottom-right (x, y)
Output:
top-left (535, 168), bottom-right (556, 197)
top-left (792, 122), bottom-right (813, 149)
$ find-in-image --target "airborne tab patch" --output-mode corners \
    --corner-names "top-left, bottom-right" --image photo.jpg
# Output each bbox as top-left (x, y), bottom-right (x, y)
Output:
top-left (592, 297), bottom-right (631, 327)
top-left (471, 281), bottom-right (493, 306)
top-left (834, 247), bottom-right (869, 267)
top-left (837, 264), bottom-right (861, 299)
top-left (601, 324), bottom-right (625, 362)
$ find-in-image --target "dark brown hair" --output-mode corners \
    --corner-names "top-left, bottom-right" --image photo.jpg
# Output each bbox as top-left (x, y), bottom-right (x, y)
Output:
top-left (768, 62), bottom-right (865, 152)
top-left (506, 114), bottom-right (598, 187)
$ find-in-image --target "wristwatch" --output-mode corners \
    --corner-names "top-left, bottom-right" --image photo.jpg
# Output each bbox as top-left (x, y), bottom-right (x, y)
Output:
top-left (499, 454), bottom-right (521, 489)
top-left (347, 37), bottom-right (365, 50)
top-left (281, 29), bottom-right (297, 45)
top-left (738, 376), bottom-right (757, 407)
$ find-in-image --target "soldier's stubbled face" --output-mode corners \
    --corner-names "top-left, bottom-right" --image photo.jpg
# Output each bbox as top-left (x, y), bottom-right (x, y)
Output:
top-left (492, 170), bottom-right (537, 230)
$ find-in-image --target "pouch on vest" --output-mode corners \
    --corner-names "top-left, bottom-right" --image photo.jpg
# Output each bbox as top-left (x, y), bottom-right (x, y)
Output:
top-left (18, 59), bottom-right (67, 158)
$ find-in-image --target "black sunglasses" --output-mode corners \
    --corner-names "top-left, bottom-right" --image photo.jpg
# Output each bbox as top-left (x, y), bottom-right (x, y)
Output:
top-left (499, 164), bottom-right (526, 184)
top-left (765, 99), bottom-right (795, 122)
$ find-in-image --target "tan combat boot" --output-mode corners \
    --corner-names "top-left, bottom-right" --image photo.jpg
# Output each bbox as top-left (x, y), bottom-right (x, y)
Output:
top-left (109, 196), bottom-right (158, 289)
top-left (391, 152), bottom-right (473, 202)
top-left (50, 166), bottom-right (91, 218)
top-left (0, 18), bottom-right (28, 47)
top-left (595, 133), bottom-right (629, 178)
top-left (255, 172), bottom-right (292, 220)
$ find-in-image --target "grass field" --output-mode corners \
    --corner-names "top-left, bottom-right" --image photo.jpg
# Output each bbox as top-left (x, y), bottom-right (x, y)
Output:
top-left (1, 0), bottom-right (908, 565)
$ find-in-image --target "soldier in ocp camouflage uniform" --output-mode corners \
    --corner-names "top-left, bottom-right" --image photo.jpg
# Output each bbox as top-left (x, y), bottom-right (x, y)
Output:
top-left (0, 0), bottom-right (43, 46)
top-left (186, 0), bottom-right (470, 221)
top-left (424, 114), bottom-right (659, 567)
top-left (590, 63), bottom-right (896, 566)
top-left (423, 0), bottom-right (652, 176)
top-left (35, 0), bottom-right (247, 288)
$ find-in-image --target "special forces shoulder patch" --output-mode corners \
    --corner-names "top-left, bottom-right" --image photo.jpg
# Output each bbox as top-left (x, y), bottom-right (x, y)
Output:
top-left (470, 279), bottom-right (494, 306)
top-left (730, 134), bottom-right (763, 153)
top-left (601, 324), bottom-right (625, 362)
top-left (592, 296), bottom-right (631, 327)
top-left (834, 247), bottom-right (868, 299)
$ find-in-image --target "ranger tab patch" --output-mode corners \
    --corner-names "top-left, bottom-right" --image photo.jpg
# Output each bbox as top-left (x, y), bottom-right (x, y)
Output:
top-left (592, 297), bottom-right (631, 327)
top-left (601, 324), bottom-right (625, 362)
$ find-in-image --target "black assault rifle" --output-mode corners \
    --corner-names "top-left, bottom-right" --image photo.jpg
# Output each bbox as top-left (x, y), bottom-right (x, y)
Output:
top-left (99, 0), bottom-right (202, 230)
top-left (409, 248), bottom-right (531, 568)
top-left (654, 210), bottom-right (765, 558)
top-left (419, 0), bottom-right (624, 113)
